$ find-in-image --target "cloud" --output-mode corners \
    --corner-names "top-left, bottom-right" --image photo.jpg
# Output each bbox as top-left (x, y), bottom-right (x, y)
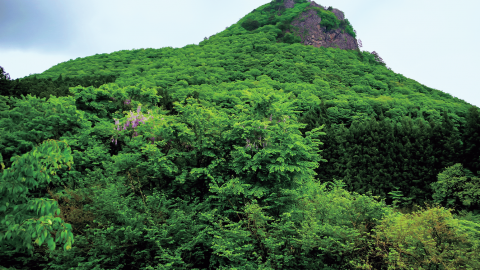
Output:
top-left (0, 0), bottom-right (81, 53)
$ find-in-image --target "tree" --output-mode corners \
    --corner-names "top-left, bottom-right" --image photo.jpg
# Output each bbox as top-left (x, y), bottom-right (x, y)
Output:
top-left (371, 51), bottom-right (386, 66)
top-left (0, 140), bottom-right (75, 257)
top-left (0, 66), bottom-right (11, 80)
top-left (431, 163), bottom-right (480, 213)
top-left (241, 18), bottom-right (260, 31)
top-left (461, 106), bottom-right (480, 177)
top-left (0, 66), bottom-right (12, 97)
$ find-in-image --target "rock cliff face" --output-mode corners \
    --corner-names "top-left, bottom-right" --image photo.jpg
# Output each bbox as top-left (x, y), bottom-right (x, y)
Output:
top-left (284, 1), bottom-right (359, 51)
top-left (284, 0), bottom-right (295, 9)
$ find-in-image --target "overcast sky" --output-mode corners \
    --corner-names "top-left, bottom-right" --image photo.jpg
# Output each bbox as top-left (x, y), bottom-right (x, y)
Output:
top-left (1, 0), bottom-right (479, 108)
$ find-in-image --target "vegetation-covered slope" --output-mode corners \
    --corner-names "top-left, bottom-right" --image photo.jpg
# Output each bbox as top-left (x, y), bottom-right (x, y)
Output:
top-left (1, 0), bottom-right (480, 269)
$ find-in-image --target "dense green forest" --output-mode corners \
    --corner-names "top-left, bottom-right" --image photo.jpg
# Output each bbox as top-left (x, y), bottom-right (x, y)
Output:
top-left (1, 0), bottom-right (480, 269)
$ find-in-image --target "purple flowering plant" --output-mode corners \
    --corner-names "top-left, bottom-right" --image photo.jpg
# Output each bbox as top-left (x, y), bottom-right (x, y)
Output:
top-left (110, 104), bottom-right (158, 146)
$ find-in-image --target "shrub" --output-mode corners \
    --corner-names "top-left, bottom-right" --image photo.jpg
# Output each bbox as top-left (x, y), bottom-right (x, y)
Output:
top-left (283, 32), bottom-right (302, 44)
top-left (431, 163), bottom-right (480, 214)
top-left (319, 9), bottom-right (339, 31)
top-left (241, 18), bottom-right (260, 31)
top-left (352, 205), bottom-right (480, 269)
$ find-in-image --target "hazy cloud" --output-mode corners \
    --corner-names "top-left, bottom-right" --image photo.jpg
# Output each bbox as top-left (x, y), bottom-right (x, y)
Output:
top-left (0, 0), bottom-right (81, 52)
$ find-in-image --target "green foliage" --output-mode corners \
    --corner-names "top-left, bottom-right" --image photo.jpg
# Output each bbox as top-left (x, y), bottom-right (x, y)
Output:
top-left (0, 66), bottom-right (12, 101)
top-left (354, 205), bottom-right (480, 269)
top-left (2, 74), bottom-right (118, 102)
top-left (431, 163), bottom-right (480, 213)
top-left (461, 106), bottom-right (480, 178)
top-left (241, 18), bottom-right (260, 31)
top-left (0, 2), bottom-right (478, 268)
top-left (0, 94), bottom-right (83, 170)
top-left (0, 66), bottom-right (11, 81)
top-left (0, 139), bottom-right (75, 257)
top-left (235, 1), bottom-right (313, 43)
top-left (205, 178), bottom-right (396, 269)
top-left (309, 7), bottom-right (339, 32)
top-left (387, 186), bottom-right (414, 209)
top-left (282, 32), bottom-right (302, 44)
top-left (339, 18), bottom-right (356, 38)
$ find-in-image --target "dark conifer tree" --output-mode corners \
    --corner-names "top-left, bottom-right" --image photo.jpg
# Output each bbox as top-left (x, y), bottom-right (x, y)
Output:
top-left (0, 66), bottom-right (13, 97)
top-left (375, 111), bottom-right (396, 202)
top-left (299, 98), bottom-right (331, 135)
top-left (427, 110), bottom-right (464, 199)
top-left (343, 119), bottom-right (369, 193)
top-left (324, 123), bottom-right (350, 186)
top-left (433, 110), bottom-right (463, 169)
top-left (397, 116), bottom-right (435, 204)
top-left (361, 116), bottom-right (385, 197)
top-left (409, 117), bottom-right (435, 203)
top-left (395, 116), bottom-right (414, 196)
top-left (461, 106), bottom-right (480, 176)
top-left (441, 109), bottom-right (463, 165)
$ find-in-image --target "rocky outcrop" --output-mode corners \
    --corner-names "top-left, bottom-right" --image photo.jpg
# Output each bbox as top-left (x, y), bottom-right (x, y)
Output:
top-left (284, 0), bottom-right (295, 9)
top-left (331, 9), bottom-right (345, 21)
top-left (283, 1), bottom-right (359, 50)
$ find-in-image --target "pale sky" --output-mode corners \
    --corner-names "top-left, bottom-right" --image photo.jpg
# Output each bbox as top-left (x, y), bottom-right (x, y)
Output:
top-left (1, 0), bottom-right (479, 108)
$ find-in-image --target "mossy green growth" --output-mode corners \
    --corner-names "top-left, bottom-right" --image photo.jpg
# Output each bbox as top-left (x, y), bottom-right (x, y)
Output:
top-left (307, 6), bottom-right (356, 38)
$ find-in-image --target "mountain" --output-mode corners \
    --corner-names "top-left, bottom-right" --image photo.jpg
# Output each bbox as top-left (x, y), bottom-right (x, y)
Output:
top-left (1, 0), bottom-right (480, 269)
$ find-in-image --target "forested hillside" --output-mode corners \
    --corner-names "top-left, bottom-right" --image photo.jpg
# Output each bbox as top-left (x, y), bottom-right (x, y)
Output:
top-left (1, 0), bottom-right (479, 269)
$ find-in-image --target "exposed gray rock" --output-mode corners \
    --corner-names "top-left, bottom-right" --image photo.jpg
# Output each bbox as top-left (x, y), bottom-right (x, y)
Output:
top-left (331, 8), bottom-right (345, 21)
top-left (284, 0), bottom-right (295, 9)
top-left (308, 2), bottom-right (325, 10)
top-left (282, 0), bottom-right (359, 51)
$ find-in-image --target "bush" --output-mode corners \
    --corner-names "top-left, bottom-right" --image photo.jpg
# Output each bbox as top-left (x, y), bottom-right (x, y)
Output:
top-left (319, 9), bottom-right (339, 31)
top-left (431, 163), bottom-right (480, 214)
top-left (283, 32), bottom-right (302, 44)
top-left (241, 18), bottom-right (260, 31)
top-left (352, 205), bottom-right (480, 269)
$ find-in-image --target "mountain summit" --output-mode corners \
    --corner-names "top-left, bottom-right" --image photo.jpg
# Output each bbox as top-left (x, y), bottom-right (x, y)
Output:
top-left (225, 0), bottom-right (359, 51)
top-left (286, 0), bottom-right (359, 50)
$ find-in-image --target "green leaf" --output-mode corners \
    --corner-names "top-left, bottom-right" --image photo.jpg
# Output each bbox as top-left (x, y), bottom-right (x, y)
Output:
top-left (47, 237), bottom-right (56, 250)
top-left (45, 203), bottom-right (51, 215)
top-left (64, 241), bottom-right (71, 251)
top-left (36, 223), bottom-right (41, 233)
top-left (36, 235), bottom-right (44, 246)
top-left (25, 166), bottom-right (34, 177)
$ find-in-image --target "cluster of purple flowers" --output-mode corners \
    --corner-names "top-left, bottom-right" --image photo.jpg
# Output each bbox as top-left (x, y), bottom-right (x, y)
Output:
top-left (110, 97), bottom-right (132, 105)
top-left (124, 99), bottom-right (131, 105)
top-left (111, 104), bottom-right (161, 145)
top-left (245, 136), bottom-right (268, 150)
